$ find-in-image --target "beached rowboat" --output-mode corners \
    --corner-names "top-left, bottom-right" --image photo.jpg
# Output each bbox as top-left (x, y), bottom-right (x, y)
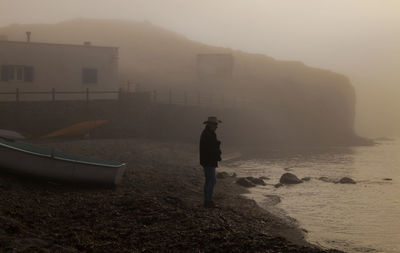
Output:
top-left (0, 138), bottom-right (126, 185)
top-left (0, 129), bottom-right (25, 140)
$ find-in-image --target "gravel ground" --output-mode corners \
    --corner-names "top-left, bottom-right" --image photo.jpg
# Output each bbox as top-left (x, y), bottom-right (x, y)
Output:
top-left (0, 138), bottom-right (344, 253)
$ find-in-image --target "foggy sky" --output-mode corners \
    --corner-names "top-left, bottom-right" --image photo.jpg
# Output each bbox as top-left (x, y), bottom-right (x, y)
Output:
top-left (1, 0), bottom-right (399, 137)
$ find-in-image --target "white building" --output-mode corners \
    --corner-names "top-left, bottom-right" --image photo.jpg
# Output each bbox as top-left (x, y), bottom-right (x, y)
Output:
top-left (0, 38), bottom-right (119, 101)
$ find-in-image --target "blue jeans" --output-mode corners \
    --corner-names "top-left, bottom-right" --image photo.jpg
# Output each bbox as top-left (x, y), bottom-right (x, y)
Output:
top-left (203, 167), bottom-right (216, 202)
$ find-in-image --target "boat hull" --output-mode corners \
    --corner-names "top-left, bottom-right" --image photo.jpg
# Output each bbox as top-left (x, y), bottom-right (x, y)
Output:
top-left (0, 140), bottom-right (126, 185)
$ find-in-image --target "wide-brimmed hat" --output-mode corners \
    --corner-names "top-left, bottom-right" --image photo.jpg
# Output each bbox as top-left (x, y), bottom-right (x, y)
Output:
top-left (203, 116), bottom-right (222, 124)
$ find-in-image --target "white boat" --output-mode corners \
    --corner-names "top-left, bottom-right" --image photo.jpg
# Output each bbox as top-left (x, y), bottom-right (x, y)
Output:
top-left (0, 129), bottom-right (25, 140)
top-left (0, 138), bottom-right (126, 185)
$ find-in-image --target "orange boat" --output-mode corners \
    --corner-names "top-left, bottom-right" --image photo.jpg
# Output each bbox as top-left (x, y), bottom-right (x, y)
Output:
top-left (41, 120), bottom-right (108, 138)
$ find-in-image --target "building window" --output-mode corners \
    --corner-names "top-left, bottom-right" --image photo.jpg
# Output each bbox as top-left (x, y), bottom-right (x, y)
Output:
top-left (10, 66), bottom-right (24, 81)
top-left (1, 65), bottom-right (34, 82)
top-left (82, 68), bottom-right (98, 84)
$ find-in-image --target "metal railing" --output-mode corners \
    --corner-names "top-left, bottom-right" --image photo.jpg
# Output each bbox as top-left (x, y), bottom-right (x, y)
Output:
top-left (0, 87), bottom-right (257, 109)
top-left (151, 88), bottom-right (245, 108)
top-left (0, 88), bottom-right (122, 102)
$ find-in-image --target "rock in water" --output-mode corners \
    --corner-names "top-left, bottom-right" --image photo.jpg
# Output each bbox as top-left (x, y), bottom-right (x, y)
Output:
top-left (216, 172), bottom-right (230, 179)
top-left (279, 173), bottom-right (302, 184)
top-left (263, 195), bottom-right (281, 206)
top-left (236, 178), bottom-right (256, 188)
top-left (339, 177), bottom-right (356, 184)
top-left (246, 177), bottom-right (266, 186)
top-left (318, 177), bottom-right (332, 182)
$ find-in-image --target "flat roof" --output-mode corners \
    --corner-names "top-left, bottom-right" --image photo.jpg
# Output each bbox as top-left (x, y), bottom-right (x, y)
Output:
top-left (0, 40), bottom-right (118, 49)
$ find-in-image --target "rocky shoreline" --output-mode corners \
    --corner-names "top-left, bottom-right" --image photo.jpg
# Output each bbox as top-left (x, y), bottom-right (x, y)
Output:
top-left (0, 138), bottom-right (344, 252)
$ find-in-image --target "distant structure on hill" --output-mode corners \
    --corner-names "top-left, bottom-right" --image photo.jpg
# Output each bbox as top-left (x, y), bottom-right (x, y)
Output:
top-left (0, 32), bottom-right (119, 101)
top-left (196, 53), bottom-right (234, 82)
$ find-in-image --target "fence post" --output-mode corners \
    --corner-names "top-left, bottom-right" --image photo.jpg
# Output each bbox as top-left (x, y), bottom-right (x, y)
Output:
top-left (197, 92), bottom-right (200, 105)
top-left (86, 88), bottom-right (89, 102)
top-left (16, 88), bottom-right (19, 102)
top-left (169, 88), bottom-right (172, 104)
top-left (52, 88), bottom-right (55, 101)
top-left (127, 80), bottom-right (131, 92)
top-left (153, 90), bottom-right (157, 102)
top-left (118, 87), bottom-right (122, 101)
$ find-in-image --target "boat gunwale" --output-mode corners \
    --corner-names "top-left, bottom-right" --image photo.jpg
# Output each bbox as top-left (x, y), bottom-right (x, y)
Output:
top-left (0, 141), bottom-right (125, 168)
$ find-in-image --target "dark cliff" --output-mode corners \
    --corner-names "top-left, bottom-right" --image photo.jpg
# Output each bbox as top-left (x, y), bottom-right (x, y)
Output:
top-left (0, 19), bottom-right (365, 146)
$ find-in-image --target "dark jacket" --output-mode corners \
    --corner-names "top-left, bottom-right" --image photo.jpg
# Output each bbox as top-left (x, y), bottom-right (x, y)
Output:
top-left (200, 126), bottom-right (222, 167)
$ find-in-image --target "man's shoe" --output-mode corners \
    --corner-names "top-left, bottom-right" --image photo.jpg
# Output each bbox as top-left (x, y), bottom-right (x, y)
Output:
top-left (204, 200), bottom-right (215, 208)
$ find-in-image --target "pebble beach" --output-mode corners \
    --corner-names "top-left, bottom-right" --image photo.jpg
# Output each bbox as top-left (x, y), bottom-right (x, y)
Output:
top-left (0, 138), bottom-right (344, 252)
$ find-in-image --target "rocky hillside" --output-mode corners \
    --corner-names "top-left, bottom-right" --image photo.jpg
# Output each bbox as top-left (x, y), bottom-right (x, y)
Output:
top-left (0, 19), bottom-right (365, 145)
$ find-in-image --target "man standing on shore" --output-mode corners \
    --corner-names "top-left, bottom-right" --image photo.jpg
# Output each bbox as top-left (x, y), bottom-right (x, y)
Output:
top-left (200, 116), bottom-right (222, 208)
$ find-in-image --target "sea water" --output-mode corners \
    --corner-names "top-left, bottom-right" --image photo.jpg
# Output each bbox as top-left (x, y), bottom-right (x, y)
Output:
top-left (220, 139), bottom-right (400, 253)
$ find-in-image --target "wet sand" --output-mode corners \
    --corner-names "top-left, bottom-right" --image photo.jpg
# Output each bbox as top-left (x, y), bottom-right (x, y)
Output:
top-left (0, 138), bottom-right (343, 252)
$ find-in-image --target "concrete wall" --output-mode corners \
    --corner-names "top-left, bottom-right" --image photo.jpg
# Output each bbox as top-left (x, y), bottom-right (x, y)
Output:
top-left (0, 93), bottom-right (151, 138)
top-left (0, 96), bottom-right (366, 147)
top-left (0, 41), bottom-right (118, 101)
